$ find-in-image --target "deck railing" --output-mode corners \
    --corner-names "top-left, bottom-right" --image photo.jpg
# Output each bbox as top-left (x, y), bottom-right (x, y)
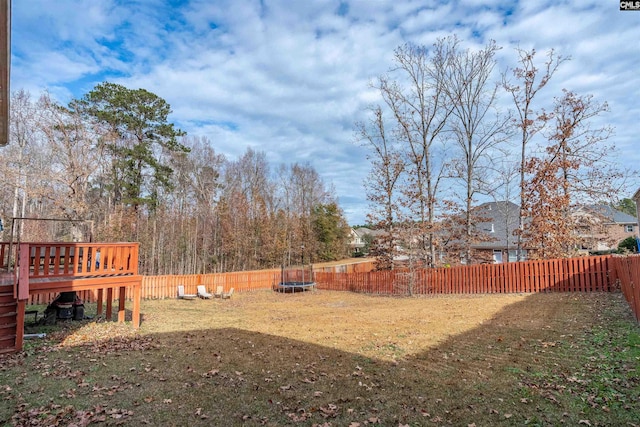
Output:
top-left (10, 242), bottom-right (138, 303)
top-left (24, 242), bottom-right (138, 278)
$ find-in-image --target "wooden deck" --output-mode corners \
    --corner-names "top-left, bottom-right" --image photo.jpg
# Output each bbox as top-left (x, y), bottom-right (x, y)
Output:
top-left (0, 242), bottom-right (142, 354)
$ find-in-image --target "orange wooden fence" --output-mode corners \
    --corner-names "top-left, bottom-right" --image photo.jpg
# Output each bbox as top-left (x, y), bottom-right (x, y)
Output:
top-left (140, 269), bottom-right (281, 299)
top-left (611, 255), bottom-right (640, 322)
top-left (24, 270), bottom-right (282, 304)
top-left (315, 255), bottom-right (617, 295)
top-left (127, 255), bottom-right (620, 300)
top-left (24, 264), bottom-right (373, 303)
top-left (17, 254), bottom-right (640, 324)
top-left (314, 260), bottom-right (376, 273)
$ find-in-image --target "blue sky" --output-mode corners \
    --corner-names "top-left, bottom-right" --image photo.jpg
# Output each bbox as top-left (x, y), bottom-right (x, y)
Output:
top-left (10, 0), bottom-right (640, 224)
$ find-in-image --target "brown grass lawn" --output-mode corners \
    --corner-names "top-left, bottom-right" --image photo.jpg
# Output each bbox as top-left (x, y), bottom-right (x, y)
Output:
top-left (1, 290), bottom-right (639, 426)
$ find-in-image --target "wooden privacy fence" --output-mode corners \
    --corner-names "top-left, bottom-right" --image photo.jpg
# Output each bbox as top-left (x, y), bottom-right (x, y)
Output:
top-left (315, 255), bottom-right (617, 294)
top-left (313, 260), bottom-right (376, 273)
top-left (119, 255), bottom-right (619, 300)
top-left (19, 254), bottom-right (640, 324)
top-left (20, 269), bottom-right (281, 304)
top-left (610, 255), bottom-right (640, 322)
top-left (137, 269), bottom-right (282, 300)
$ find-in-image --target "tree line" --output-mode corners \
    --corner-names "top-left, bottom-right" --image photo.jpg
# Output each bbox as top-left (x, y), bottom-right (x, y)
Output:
top-left (359, 36), bottom-right (627, 269)
top-left (0, 83), bottom-right (351, 274)
top-left (1, 36), bottom-right (630, 274)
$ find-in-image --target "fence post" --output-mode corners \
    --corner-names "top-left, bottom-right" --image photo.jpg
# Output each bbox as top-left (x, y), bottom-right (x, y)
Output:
top-left (607, 256), bottom-right (617, 292)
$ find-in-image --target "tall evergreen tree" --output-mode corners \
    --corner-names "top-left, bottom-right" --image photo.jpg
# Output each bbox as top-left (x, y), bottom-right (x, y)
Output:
top-left (312, 202), bottom-right (350, 261)
top-left (73, 82), bottom-right (187, 213)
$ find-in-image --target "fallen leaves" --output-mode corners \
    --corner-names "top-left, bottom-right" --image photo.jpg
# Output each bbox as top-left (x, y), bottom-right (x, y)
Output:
top-left (319, 403), bottom-right (339, 418)
top-left (11, 403), bottom-right (133, 427)
top-left (3, 292), bottom-right (638, 426)
top-left (201, 369), bottom-right (219, 378)
top-left (194, 407), bottom-right (209, 419)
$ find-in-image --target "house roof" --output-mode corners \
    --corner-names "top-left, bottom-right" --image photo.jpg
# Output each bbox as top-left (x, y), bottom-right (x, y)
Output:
top-left (352, 227), bottom-right (386, 239)
top-left (471, 201), bottom-right (521, 250)
top-left (582, 204), bottom-right (638, 225)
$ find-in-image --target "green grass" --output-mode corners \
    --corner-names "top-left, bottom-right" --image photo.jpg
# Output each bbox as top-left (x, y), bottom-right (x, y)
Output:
top-left (0, 291), bottom-right (638, 426)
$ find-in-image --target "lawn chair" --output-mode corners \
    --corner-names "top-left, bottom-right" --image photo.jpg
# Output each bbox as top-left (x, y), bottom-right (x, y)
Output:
top-left (197, 285), bottom-right (213, 299)
top-left (222, 288), bottom-right (234, 299)
top-left (177, 285), bottom-right (197, 300)
top-left (213, 285), bottom-right (224, 298)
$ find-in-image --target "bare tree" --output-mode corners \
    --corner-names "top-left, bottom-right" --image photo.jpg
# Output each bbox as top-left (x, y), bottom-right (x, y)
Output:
top-left (357, 106), bottom-right (404, 270)
top-left (444, 39), bottom-right (511, 264)
top-left (38, 93), bottom-right (102, 240)
top-left (502, 47), bottom-right (568, 260)
top-left (288, 162), bottom-right (329, 265)
top-left (486, 150), bottom-right (521, 262)
top-left (374, 40), bottom-right (456, 268)
top-left (217, 148), bottom-right (270, 271)
top-left (187, 137), bottom-right (226, 273)
top-left (6, 91), bottom-right (34, 238)
top-left (3, 90), bottom-right (51, 240)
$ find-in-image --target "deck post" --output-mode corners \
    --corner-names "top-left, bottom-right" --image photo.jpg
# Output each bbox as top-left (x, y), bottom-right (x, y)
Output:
top-left (117, 286), bottom-right (126, 322)
top-left (106, 288), bottom-right (113, 320)
top-left (132, 281), bottom-right (141, 327)
top-left (17, 244), bottom-right (30, 300)
top-left (15, 300), bottom-right (25, 351)
top-left (96, 288), bottom-right (104, 316)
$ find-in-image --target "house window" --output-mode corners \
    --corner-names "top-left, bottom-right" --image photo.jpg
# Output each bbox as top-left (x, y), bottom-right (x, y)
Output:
top-left (493, 250), bottom-right (503, 263)
top-left (508, 250), bottom-right (527, 262)
top-left (625, 225), bottom-right (634, 233)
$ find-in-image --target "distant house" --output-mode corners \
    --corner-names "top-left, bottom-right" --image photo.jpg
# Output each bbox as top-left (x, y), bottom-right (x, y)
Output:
top-left (358, 201), bottom-right (638, 265)
top-left (349, 227), bottom-right (383, 256)
top-left (471, 201), bottom-right (526, 263)
top-left (470, 201), bottom-right (639, 262)
top-left (572, 204), bottom-right (638, 254)
top-left (349, 228), bottom-right (366, 255)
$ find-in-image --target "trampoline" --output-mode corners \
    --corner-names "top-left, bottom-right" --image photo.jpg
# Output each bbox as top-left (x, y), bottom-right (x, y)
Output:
top-left (274, 264), bottom-right (316, 293)
top-left (274, 281), bottom-right (316, 293)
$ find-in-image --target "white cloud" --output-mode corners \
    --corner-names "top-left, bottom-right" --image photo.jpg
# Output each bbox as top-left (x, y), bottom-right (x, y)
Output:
top-left (9, 0), bottom-right (640, 224)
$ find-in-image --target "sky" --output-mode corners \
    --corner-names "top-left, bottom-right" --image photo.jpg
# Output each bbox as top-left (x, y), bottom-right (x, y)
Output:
top-left (10, 0), bottom-right (640, 225)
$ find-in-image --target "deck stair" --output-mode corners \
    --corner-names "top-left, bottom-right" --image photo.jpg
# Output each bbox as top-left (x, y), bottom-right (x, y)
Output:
top-left (0, 282), bottom-right (18, 354)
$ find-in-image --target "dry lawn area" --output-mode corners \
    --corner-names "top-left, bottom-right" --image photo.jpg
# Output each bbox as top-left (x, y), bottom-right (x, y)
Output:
top-left (143, 291), bottom-right (530, 360)
top-left (1, 290), bottom-right (639, 426)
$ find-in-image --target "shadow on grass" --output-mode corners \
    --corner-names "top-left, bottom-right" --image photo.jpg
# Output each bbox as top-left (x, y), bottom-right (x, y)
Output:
top-left (2, 292), bottom-right (639, 426)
